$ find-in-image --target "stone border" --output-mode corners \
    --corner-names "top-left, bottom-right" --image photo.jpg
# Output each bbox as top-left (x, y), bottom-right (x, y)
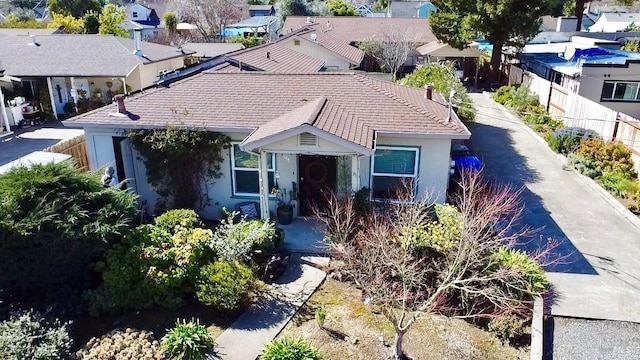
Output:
top-left (483, 92), bottom-right (640, 232)
top-left (530, 297), bottom-right (544, 360)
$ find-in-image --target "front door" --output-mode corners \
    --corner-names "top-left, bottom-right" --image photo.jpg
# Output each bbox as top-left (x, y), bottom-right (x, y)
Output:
top-left (298, 155), bottom-right (337, 216)
top-left (50, 77), bottom-right (68, 114)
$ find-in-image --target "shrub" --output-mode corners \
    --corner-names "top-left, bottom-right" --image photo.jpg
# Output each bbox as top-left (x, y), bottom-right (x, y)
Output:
top-left (490, 248), bottom-right (548, 298)
top-left (488, 313), bottom-right (525, 342)
top-left (505, 85), bottom-right (539, 112)
top-left (576, 140), bottom-right (637, 179)
top-left (211, 217), bottom-right (276, 263)
top-left (0, 162), bottom-right (137, 304)
top-left (315, 306), bottom-right (327, 328)
top-left (196, 261), bottom-right (256, 312)
top-left (521, 106), bottom-right (563, 131)
top-left (76, 328), bottom-right (163, 360)
top-left (155, 209), bottom-right (202, 232)
top-left (567, 153), bottom-right (600, 178)
top-left (493, 85), bottom-right (514, 105)
top-left (400, 63), bottom-right (476, 121)
top-left (400, 203), bottom-right (461, 253)
top-left (161, 319), bottom-right (215, 360)
top-left (86, 224), bottom-right (215, 315)
top-left (0, 310), bottom-right (72, 360)
top-left (260, 336), bottom-right (321, 360)
top-left (547, 127), bottom-right (601, 155)
top-left (598, 171), bottom-right (640, 198)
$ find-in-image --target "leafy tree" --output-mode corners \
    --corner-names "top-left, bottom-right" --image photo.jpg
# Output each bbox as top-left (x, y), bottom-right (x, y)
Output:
top-left (10, 0), bottom-right (41, 7)
top-left (358, 26), bottom-right (420, 78)
top-left (624, 22), bottom-right (640, 32)
top-left (48, 0), bottom-right (101, 18)
top-left (400, 63), bottom-right (476, 121)
top-left (48, 12), bottom-right (85, 34)
top-left (172, 0), bottom-right (244, 41)
top-left (430, 0), bottom-right (555, 84)
top-left (0, 14), bottom-right (47, 28)
top-left (0, 162), bottom-right (137, 308)
top-left (622, 39), bottom-right (640, 52)
top-left (163, 11), bottom-right (178, 36)
top-left (83, 11), bottom-right (100, 34)
top-left (98, 3), bottom-right (128, 37)
top-left (327, 0), bottom-right (358, 16)
top-left (280, 0), bottom-right (311, 17)
top-left (9, 7), bottom-right (35, 21)
top-left (562, 0), bottom-right (575, 16)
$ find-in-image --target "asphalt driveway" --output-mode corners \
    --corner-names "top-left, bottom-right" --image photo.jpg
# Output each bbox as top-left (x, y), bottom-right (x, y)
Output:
top-left (0, 122), bottom-right (83, 167)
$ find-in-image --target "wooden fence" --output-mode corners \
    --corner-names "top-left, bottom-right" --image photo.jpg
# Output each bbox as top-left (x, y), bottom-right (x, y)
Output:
top-left (44, 135), bottom-right (90, 173)
top-left (507, 66), bottom-right (640, 176)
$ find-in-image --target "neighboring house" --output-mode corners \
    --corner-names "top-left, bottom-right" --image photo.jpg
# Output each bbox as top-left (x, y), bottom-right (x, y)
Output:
top-left (354, 4), bottom-right (387, 17)
top-left (520, 36), bottom-right (640, 117)
top-left (214, 42), bottom-right (325, 73)
top-left (248, 5), bottom-right (276, 17)
top-left (224, 16), bottom-right (278, 39)
top-left (122, 2), bottom-right (164, 39)
top-left (539, 16), bottom-right (588, 32)
top-left (0, 32), bottom-right (193, 119)
top-left (182, 42), bottom-right (244, 60)
top-left (415, 41), bottom-right (482, 82)
top-left (589, 12), bottom-right (640, 32)
top-left (63, 72), bottom-right (471, 220)
top-left (277, 27), bottom-right (365, 70)
top-left (389, 1), bottom-right (437, 18)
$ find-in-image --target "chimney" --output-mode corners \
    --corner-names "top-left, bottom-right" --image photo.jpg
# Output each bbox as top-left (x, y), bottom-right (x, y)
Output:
top-left (115, 95), bottom-right (126, 114)
top-left (424, 84), bottom-right (433, 100)
top-left (133, 29), bottom-right (143, 57)
top-left (266, 51), bottom-right (270, 59)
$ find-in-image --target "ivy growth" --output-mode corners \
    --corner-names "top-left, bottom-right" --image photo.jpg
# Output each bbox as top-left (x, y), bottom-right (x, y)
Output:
top-left (129, 127), bottom-right (231, 210)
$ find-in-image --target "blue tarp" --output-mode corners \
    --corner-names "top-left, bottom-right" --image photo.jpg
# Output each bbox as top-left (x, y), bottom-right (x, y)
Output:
top-left (452, 155), bottom-right (483, 172)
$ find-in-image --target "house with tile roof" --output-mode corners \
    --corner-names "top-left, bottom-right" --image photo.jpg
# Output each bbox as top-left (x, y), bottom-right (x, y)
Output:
top-left (214, 42), bottom-right (326, 73)
top-left (0, 32), bottom-right (193, 119)
top-left (64, 72), bottom-right (471, 220)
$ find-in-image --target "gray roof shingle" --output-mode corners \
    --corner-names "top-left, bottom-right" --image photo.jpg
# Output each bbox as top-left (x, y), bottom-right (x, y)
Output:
top-left (0, 34), bottom-right (190, 77)
top-left (64, 72), bottom-right (470, 148)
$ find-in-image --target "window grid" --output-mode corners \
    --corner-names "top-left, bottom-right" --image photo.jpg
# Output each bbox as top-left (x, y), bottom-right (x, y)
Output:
top-left (230, 144), bottom-right (275, 196)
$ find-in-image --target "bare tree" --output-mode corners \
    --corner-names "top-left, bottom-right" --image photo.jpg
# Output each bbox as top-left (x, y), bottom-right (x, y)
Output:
top-left (321, 172), bottom-right (554, 360)
top-left (359, 26), bottom-right (421, 78)
top-left (170, 0), bottom-right (243, 41)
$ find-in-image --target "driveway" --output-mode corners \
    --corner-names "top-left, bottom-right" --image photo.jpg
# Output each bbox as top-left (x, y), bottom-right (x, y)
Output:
top-left (0, 122), bottom-right (84, 167)
top-left (467, 92), bottom-right (640, 358)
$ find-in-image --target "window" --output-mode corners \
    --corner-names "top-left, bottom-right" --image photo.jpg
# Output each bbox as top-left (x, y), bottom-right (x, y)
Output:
top-left (371, 146), bottom-right (419, 199)
top-left (294, 39), bottom-right (301, 46)
top-left (601, 81), bottom-right (640, 101)
top-left (231, 144), bottom-right (275, 196)
top-left (132, 11), bottom-right (138, 18)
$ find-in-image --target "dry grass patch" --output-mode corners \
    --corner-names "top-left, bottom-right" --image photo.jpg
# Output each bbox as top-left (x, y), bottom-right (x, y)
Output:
top-left (281, 279), bottom-right (529, 360)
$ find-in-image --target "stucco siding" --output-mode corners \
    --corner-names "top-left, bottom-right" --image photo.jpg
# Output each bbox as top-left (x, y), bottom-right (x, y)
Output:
top-left (138, 57), bottom-right (186, 90)
top-left (579, 64), bottom-right (640, 118)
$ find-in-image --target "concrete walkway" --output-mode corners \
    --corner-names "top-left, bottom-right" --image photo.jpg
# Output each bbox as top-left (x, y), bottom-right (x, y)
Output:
top-left (214, 254), bottom-right (327, 360)
top-left (280, 217), bottom-right (328, 254)
top-left (0, 122), bottom-right (84, 166)
top-left (467, 93), bottom-right (640, 323)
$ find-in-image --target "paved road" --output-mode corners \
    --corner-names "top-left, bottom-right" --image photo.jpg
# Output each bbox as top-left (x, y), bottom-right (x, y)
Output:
top-left (0, 122), bottom-right (83, 166)
top-left (467, 93), bottom-right (640, 323)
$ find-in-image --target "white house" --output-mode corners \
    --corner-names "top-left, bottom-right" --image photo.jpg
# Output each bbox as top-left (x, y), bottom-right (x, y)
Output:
top-left (122, 2), bottom-right (164, 39)
top-left (589, 12), bottom-right (640, 32)
top-left (63, 72), bottom-right (471, 220)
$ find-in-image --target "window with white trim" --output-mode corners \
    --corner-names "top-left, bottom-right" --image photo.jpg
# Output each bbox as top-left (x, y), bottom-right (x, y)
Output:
top-left (371, 146), bottom-right (419, 199)
top-left (231, 144), bottom-right (275, 196)
top-left (601, 81), bottom-right (640, 101)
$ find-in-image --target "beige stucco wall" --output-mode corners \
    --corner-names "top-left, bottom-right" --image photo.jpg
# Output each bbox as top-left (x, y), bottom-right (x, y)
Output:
top-left (83, 128), bottom-right (453, 219)
top-left (579, 63), bottom-right (640, 118)
top-left (279, 37), bottom-right (353, 70)
top-left (137, 57), bottom-right (186, 90)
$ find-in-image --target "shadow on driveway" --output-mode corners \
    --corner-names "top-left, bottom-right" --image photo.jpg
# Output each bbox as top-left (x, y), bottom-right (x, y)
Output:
top-left (466, 122), bottom-right (596, 275)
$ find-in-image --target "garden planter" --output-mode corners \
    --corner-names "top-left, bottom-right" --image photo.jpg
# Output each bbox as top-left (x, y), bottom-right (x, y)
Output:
top-left (277, 205), bottom-right (293, 225)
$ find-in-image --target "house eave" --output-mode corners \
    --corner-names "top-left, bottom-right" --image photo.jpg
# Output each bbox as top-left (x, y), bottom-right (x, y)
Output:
top-left (375, 131), bottom-right (471, 140)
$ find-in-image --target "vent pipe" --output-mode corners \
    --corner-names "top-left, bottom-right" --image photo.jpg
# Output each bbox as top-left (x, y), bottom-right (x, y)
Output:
top-left (425, 84), bottom-right (433, 100)
top-left (133, 29), bottom-right (143, 57)
top-left (115, 95), bottom-right (126, 113)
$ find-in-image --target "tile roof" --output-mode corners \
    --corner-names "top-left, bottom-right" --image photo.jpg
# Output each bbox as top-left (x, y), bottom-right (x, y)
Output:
top-left (287, 28), bottom-right (364, 66)
top-left (0, 34), bottom-right (189, 77)
top-left (223, 43), bottom-right (325, 73)
top-left (281, 16), bottom-right (435, 43)
top-left (182, 43), bottom-right (244, 58)
top-left (65, 72), bottom-right (470, 149)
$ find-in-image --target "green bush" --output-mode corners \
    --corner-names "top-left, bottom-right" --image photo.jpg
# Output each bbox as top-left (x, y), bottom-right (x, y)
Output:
top-left (0, 310), bottom-right (73, 360)
top-left (86, 224), bottom-right (215, 315)
top-left (77, 328), bottom-right (163, 359)
top-left (547, 127), bottom-right (601, 155)
top-left (196, 261), bottom-right (256, 312)
top-left (505, 85), bottom-right (539, 112)
top-left (400, 63), bottom-right (476, 121)
top-left (599, 171), bottom-right (640, 198)
top-left (260, 336), bottom-right (321, 360)
top-left (568, 153), bottom-right (600, 178)
top-left (0, 162), bottom-right (137, 303)
top-left (492, 85), bottom-right (514, 104)
top-left (521, 106), bottom-right (563, 131)
top-left (488, 313), bottom-right (525, 342)
top-left (162, 319), bottom-right (215, 360)
top-left (212, 217), bottom-right (276, 263)
top-left (490, 248), bottom-right (548, 299)
top-left (402, 203), bottom-right (461, 253)
top-left (155, 209), bottom-right (202, 232)
top-left (577, 140), bottom-right (637, 179)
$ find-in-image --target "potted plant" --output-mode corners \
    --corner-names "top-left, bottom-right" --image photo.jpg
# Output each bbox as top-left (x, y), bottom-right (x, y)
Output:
top-left (272, 186), bottom-right (294, 225)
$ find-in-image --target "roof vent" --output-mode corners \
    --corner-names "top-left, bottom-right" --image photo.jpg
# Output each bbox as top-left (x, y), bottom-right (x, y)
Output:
top-left (305, 16), bottom-right (313, 24)
top-left (310, 33), bottom-right (317, 42)
top-left (299, 132), bottom-right (318, 146)
top-left (28, 35), bottom-right (39, 46)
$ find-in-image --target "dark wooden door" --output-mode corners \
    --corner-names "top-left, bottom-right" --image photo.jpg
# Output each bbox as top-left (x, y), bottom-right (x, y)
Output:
top-left (298, 155), bottom-right (337, 216)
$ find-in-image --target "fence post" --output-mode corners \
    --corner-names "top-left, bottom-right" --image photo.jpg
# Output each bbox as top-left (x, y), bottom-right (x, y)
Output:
top-left (612, 113), bottom-right (621, 142)
top-left (546, 83), bottom-right (553, 113)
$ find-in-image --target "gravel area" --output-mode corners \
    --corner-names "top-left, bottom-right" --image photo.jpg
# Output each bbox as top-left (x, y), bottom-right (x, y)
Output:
top-left (548, 317), bottom-right (640, 360)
